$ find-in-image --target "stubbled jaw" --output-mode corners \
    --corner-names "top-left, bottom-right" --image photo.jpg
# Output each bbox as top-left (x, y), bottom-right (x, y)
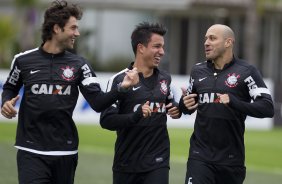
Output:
top-left (205, 47), bottom-right (213, 58)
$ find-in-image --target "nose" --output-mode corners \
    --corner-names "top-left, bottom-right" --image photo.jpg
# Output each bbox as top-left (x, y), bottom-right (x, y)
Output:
top-left (159, 47), bottom-right (165, 56)
top-left (75, 29), bottom-right (80, 37)
top-left (204, 39), bottom-right (209, 47)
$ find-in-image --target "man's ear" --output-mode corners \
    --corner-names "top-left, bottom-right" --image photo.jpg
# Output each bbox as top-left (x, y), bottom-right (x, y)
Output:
top-left (53, 24), bottom-right (61, 34)
top-left (225, 38), bottom-right (233, 48)
top-left (137, 43), bottom-right (144, 54)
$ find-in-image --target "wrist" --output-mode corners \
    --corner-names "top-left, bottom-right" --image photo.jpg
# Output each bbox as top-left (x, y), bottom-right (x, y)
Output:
top-left (117, 82), bottom-right (131, 92)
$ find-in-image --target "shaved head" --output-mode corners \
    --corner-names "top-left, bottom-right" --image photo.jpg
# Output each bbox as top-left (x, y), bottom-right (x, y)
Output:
top-left (208, 24), bottom-right (235, 43)
top-left (204, 24), bottom-right (235, 65)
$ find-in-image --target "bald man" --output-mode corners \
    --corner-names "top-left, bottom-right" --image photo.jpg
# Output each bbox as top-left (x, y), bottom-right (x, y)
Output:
top-left (179, 24), bottom-right (274, 184)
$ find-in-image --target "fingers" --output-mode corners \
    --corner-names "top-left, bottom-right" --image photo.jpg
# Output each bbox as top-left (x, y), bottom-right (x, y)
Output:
top-left (167, 106), bottom-right (181, 119)
top-left (121, 68), bottom-right (140, 88)
top-left (165, 103), bottom-right (172, 109)
top-left (1, 97), bottom-right (19, 119)
top-left (1, 110), bottom-right (13, 119)
top-left (165, 103), bottom-right (173, 115)
top-left (1, 106), bottom-right (16, 119)
top-left (183, 93), bottom-right (198, 110)
top-left (188, 103), bottom-right (198, 110)
top-left (181, 87), bottom-right (188, 96)
top-left (142, 101), bottom-right (152, 118)
top-left (11, 95), bottom-right (20, 106)
top-left (216, 93), bottom-right (230, 104)
top-left (1, 111), bottom-right (15, 119)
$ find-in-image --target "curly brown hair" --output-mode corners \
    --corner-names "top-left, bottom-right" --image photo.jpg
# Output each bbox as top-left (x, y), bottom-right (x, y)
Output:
top-left (41, 0), bottom-right (82, 42)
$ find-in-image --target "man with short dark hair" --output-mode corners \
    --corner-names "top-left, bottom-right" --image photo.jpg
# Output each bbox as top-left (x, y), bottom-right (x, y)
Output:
top-left (100, 22), bottom-right (181, 184)
top-left (1, 1), bottom-right (138, 183)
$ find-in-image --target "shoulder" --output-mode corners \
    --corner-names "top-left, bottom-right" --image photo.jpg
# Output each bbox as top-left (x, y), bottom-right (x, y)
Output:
top-left (233, 58), bottom-right (258, 73)
top-left (104, 68), bottom-right (129, 92)
top-left (190, 61), bottom-right (208, 74)
top-left (14, 47), bottom-right (39, 60)
top-left (64, 51), bottom-right (96, 71)
top-left (11, 48), bottom-right (39, 69)
top-left (65, 51), bottom-right (87, 62)
top-left (158, 69), bottom-right (171, 79)
top-left (192, 61), bottom-right (207, 70)
top-left (109, 68), bottom-right (128, 82)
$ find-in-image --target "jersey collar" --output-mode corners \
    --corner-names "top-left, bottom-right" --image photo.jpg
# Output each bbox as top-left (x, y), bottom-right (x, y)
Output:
top-left (207, 55), bottom-right (236, 71)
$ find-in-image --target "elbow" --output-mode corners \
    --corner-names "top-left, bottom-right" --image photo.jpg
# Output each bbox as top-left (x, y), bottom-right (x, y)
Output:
top-left (90, 103), bottom-right (104, 113)
top-left (259, 104), bottom-right (274, 118)
top-left (100, 122), bottom-right (115, 131)
top-left (265, 102), bottom-right (275, 118)
top-left (266, 107), bottom-right (274, 118)
top-left (100, 118), bottom-right (116, 131)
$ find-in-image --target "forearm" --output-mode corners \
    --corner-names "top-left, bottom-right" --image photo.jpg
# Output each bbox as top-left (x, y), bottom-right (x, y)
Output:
top-left (100, 108), bottom-right (143, 130)
top-left (179, 97), bottom-right (196, 115)
top-left (85, 89), bottom-right (121, 112)
top-left (229, 94), bottom-right (274, 118)
top-left (1, 89), bottom-right (18, 107)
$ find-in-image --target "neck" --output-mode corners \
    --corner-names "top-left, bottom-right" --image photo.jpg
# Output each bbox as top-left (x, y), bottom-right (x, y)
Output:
top-left (42, 40), bottom-right (64, 54)
top-left (133, 59), bottom-right (154, 78)
top-left (213, 52), bottom-right (233, 70)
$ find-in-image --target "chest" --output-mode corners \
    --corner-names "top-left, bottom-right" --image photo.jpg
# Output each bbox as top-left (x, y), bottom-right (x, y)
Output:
top-left (19, 57), bottom-right (84, 85)
top-left (119, 75), bottom-right (170, 112)
top-left (191, 66), bottom-right (253, 101)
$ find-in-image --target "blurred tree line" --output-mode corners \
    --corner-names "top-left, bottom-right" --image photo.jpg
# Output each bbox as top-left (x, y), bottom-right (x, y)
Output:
top-left (0, 0), bottom-right (38, 68)
top-left (0, 0), bottom-right (128, 72)
top-left (0, 0), bottom-right (281, 71)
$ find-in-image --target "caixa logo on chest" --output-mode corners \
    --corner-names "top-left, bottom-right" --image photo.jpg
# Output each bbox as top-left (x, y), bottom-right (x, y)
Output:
top-left (133, 102), bottom-right (166, 113)
top-left (199, 92), bottom-right (221, 104)
top-left (31, 84), bottom-right (71, 95)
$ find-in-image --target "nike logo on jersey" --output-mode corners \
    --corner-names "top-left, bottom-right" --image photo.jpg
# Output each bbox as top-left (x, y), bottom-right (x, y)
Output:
top-left (30, 70), bottom-right (40, 74)
top-left (198, 77), bottom-right (207, 82)
top-left (133, 86), bottom-right (141, 91)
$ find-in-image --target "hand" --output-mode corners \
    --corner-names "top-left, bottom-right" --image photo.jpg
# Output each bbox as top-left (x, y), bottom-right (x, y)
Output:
top-left (166, 103), bottom-right (181, 119)
top-left (121, 67), bottom-right (139, 88)
top-left (183, 93), bottom-right (198, 110)
top-left (142, 101), bottom-right (152, 118)
top-left (1, 95), bottom-right (20, 119)
top-left (217, 93), bottom-right (230, 105)
top-left (181, 87), bottom-right (188, 96)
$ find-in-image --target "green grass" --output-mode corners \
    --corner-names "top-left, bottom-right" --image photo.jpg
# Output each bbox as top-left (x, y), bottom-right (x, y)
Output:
top-left (1, 122), bottom-right (282, 184)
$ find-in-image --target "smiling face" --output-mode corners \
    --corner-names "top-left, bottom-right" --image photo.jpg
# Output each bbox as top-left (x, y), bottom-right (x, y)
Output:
top-left (139, 33), bottom-right (165, 69)
top-left (204, 26), bottom-right (227, 61)
top-left (54, 16), bottom-right (80, 50)
top-left (204, 24), bottom-right (235, 65)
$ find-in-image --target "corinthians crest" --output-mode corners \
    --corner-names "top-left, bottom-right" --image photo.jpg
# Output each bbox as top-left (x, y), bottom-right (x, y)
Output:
top-left (225, 73), bottom-right (240, 88)
top-left (61, 66), bottom-right (75, 81)
top-left (160, 80), bottom-right (168, 95)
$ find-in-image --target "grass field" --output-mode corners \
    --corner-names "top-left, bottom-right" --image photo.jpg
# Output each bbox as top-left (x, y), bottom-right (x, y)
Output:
top-left (1, 122), bottom-right (282, 184)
